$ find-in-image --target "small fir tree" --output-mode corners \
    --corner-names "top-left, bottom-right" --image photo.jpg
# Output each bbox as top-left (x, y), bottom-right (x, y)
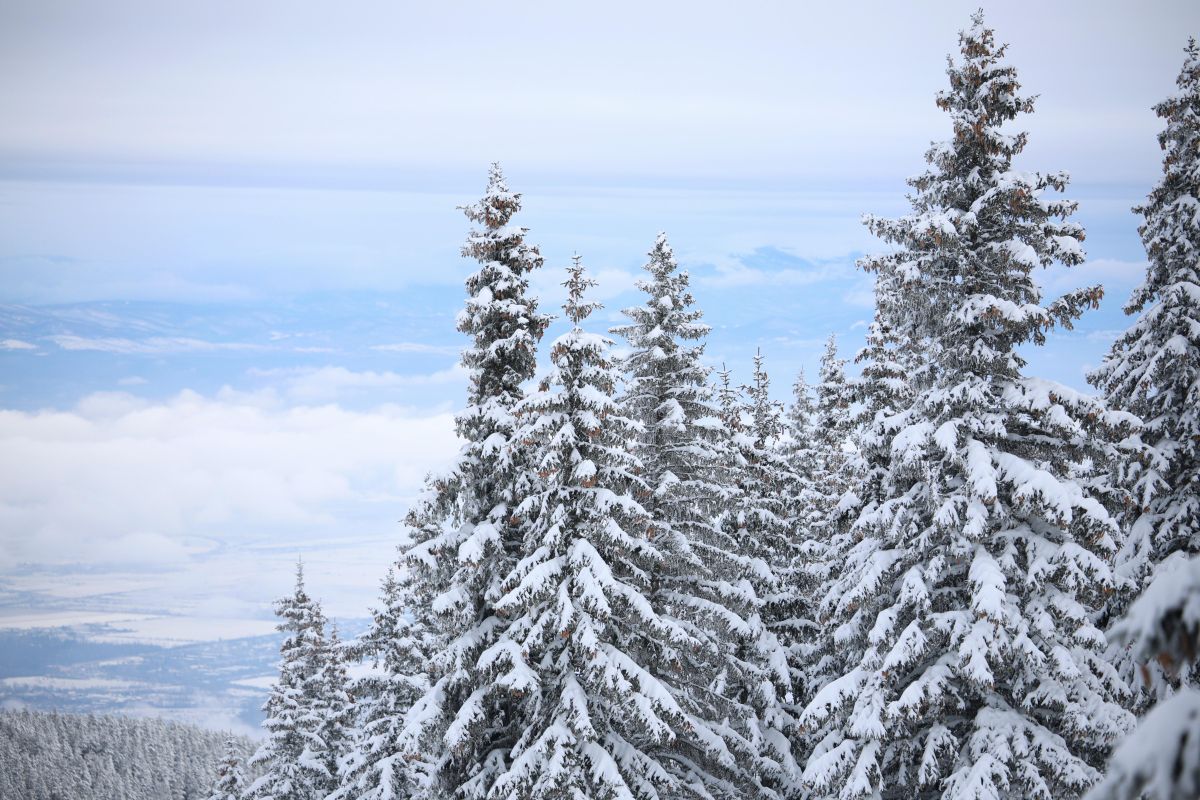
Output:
top-left (246, 561), bottom-right (338, 800)
top-left (205, 738), bottom-right (244, 800)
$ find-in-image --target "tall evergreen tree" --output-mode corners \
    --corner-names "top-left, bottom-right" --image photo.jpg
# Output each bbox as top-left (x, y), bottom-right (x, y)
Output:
top-left (477, 255), bottom-right (731, 797)
top-left (808, 335), bottom-right (857, 548)
top-left (1082, 38), bottom-right (1200, 800)
top-left (392, 163), bottom-right (552, 798)
top-left (1089, 38), bottom-right (1200, 681)
top-left (611, 233), bottom-right (726, 548)
top-left (782, 367), bottom-right (821, 515)
top-left (799, 14), bottom-right (1134, 799)
top-left (735, 351), bottom-right (804, 797)
top-left (308, 622), bottom-right (353, 798)
top-left (779, 367), bottom-right (827, 711)
top-left (613, 235), bottom-right (788, 796)
top-left (812, 336), bottom-right (853, 487)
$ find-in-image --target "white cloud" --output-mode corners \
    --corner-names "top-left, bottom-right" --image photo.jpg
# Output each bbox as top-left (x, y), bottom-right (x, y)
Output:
top-left (370, 342), bottom-right (461, 356)
top-left (0, 390), bottom-right (458, 569)
top-left (0, 1), bottom-right (1184, 185)
top-left (695, 254), bottom-right (854, 290)
top-left (50, 335), bottom-right (267, 354)
top-left (248, 364), bottom-right (466, 402)
top-left (1, 339), bottom-right (37, 351)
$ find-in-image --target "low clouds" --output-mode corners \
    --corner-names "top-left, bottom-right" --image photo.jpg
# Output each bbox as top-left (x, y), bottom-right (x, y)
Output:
top-left (695, 247), bottom-right (856, 290)
top-left (50, 335), bottom-right (267, 355)
top-left (0, 389), bottom-right (457, 569)
top-left (246, 364), bottom-right (466, 403)
top-left (370, 342), bottom-right (460, 356)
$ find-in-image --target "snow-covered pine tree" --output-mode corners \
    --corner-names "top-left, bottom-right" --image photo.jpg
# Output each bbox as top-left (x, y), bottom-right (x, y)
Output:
top-left (812, 335), bottom-right (853, 493)
top-left (778, 367), bottom-right (827, 710)
top-left (715, 364), bottom-right (742, 433)
top-left (799, 14), bottom-right (1136, 799)
top-left (782, 367), bottom-right (821, 517)
top-left (733, 350), bottom-right (803, 797)
top-left (1089, 38), bottom-right (1200, 682)
top-left (1080, 39), bottom-right (1200, 800)
top-left (247, 561), bottom-right (338, 800)
top-left (393, 163), bottom-right (552, 798)
top-left (334, 568), bottom-right (433, 800)
top-left (611, 233), bottom-right (726, 546)
top-left (306, 622), bottom-right (353, 798)
top-left (1085, 554), bottom-right (1200, 800)
top-left (613, 236), bottom-right (791, 797)
top-left (206, 738), bottom-right (244, 800)
top-left (467, 254), bottom-right (719, 797)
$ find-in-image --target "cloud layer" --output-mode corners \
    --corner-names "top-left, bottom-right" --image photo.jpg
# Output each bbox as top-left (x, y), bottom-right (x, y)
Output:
top-left (0, 389), bottom-right (457, 568)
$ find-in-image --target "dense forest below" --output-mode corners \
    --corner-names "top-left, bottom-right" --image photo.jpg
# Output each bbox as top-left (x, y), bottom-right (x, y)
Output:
top-left (0, 709), bottom-right (253, 800)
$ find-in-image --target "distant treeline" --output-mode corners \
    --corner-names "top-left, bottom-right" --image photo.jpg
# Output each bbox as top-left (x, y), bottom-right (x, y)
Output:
top-left (0, 708), bottom-right (253, 800)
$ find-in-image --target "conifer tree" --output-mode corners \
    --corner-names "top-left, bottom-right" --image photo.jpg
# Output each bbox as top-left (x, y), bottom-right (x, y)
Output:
top-left (247, 562), bottom-right (339, 800)
top-left (480, 255), bottom-right (734, 797)
top-left (809, 335), bottom-right (857, 547)
top-left (392, 163), bottom-right (552, 798)
top-left (1085, 555), bottom-right (1200, 800)
top-left (614, 237), bottom-right (791, 797)
top-left (799, 14), bottom-right (1134, 799)
top-left (782, 368), bottom-right (821, 517)
top-left (1089, 38), bottom-right (1200, 683)
top-left (735, 351), bottom-right (804, 797)
top-left (206, 738), bottom-right (244, 800)
top-left (334, 569), bottom-right (433, 799)
top-left (1082, 39), bottom-right (1200, 800)
top-left (779, 367), bottom-right (827, 707)
top-left (306, 623), bottom-right (353, 798)
top-left (812, 335), bottom-right (852, 486)
top-left (612, 233), bottom-right (727, 545)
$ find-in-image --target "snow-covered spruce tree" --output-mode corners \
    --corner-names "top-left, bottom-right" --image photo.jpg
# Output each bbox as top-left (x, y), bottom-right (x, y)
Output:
top-left (799, 14), bottom-right (1136, 799)
top-left (393, 163), bottom-right (552, 798)
top-left (333, 568), bottom-right (433, 799)
top-left (733, 351), bottom-right (804, 796)
top-left (782, 367), bottom-right (821, 519)
top-left (471, 255), bottom-right (726, 797)
top-left (1089, 39), bottom-right (1200, 673)
top-left (206, 738), bottom-right (245, 800)
top-left (309, 622), bottom-right (353, 798)
top-left (806, 334), bottom-right (857, 553)
top-left (812, 335), bottom-right (853, 491)
top-left (778, 367), bottom-right (827, 705)
top-left (613, 235), bottom-right (791, 797)
top-left (612, 232), bottom-right (725, 541)
top-left (1085, 554), bottom-right (1200, 800)
top-left (247, 562), bottom-right (340, 800)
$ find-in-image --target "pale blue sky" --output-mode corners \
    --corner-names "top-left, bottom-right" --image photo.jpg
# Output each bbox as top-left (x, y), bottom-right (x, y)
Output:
top-left (0, 0), bottom-right (1195, 638)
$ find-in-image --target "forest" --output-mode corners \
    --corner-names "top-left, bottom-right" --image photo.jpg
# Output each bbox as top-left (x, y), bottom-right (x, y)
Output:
top-left (0, 709), bottom-right (252, 800)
